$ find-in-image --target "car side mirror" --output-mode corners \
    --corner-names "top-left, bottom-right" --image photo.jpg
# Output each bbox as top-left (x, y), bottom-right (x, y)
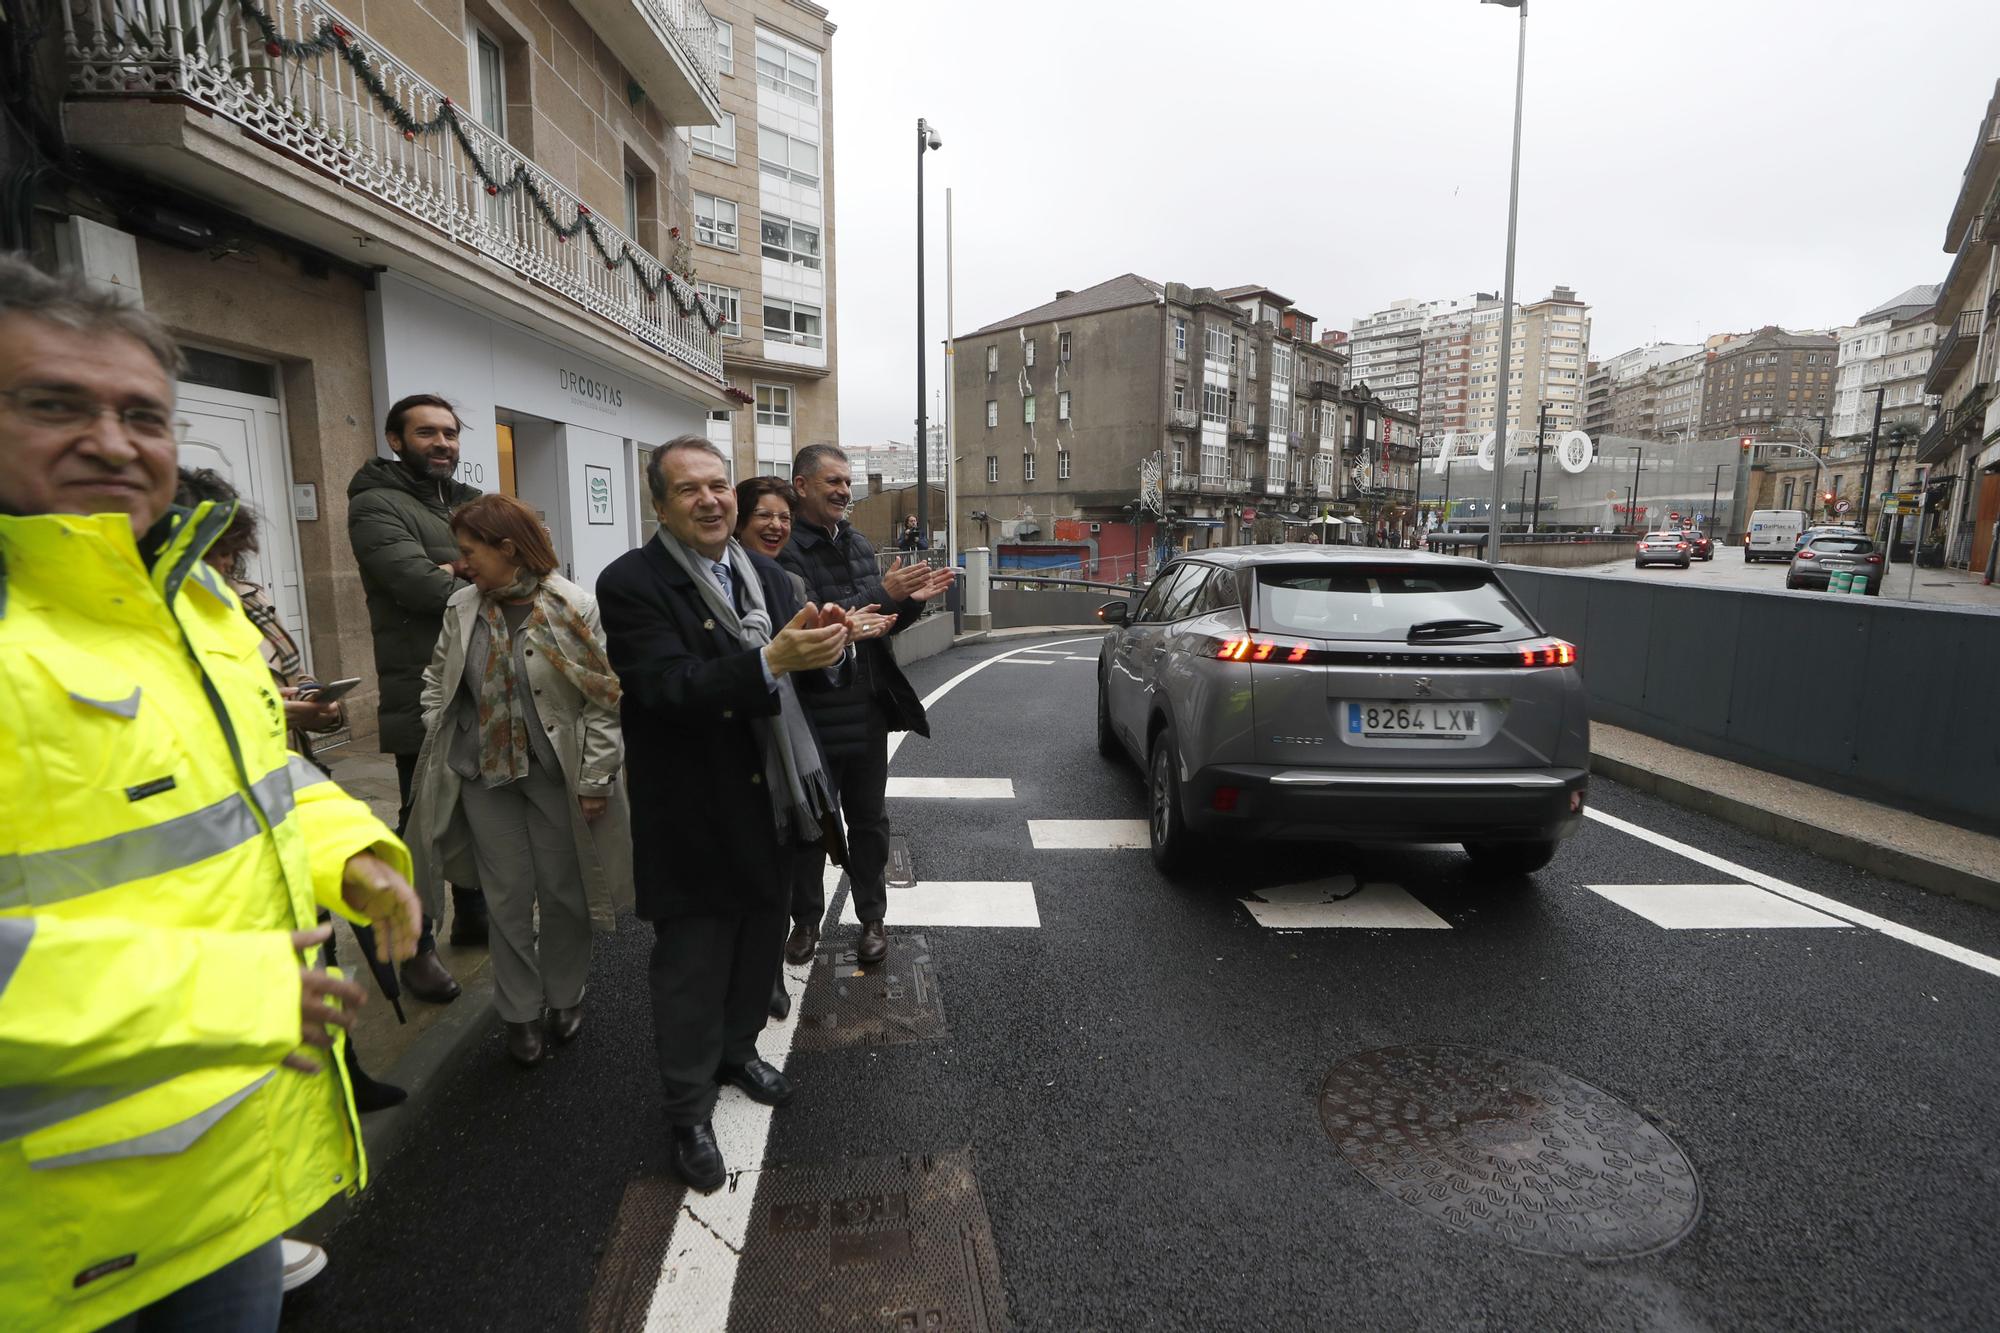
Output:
top-left (1097, 599), bottom-right (1130, 626)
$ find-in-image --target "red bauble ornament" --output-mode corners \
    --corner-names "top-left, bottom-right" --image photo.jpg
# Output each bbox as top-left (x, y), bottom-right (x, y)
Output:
top-left (486, 183), bottom-right (499, 196)
top-left (266, 41), bottom-right (283, 57)
top-left (577, 205), bottom-right (589, 216)
top-left (668, 226), bottom-right (680, 239)
top-left (557, 234), bottom-right (566, 243)
top-left (331, 24), bottom-right (348, 40)
top-left (403, 130), bottom-right (415, 141)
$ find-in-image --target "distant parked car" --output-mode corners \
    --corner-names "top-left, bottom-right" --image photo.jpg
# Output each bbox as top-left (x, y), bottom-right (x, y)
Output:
top-left (1634, 531), bottom-right (1692, 569)
top-left (1793, 523), bottom-right (1861, 553)
top-left (1684, 530), bottom-right (1714, 561)
top-left (1094, 547), bottom-right (1588, 877)
top-left (1786, 534), bottom-right (1884, 595)
top-left (1746, 508), bottom-right (1808, 562)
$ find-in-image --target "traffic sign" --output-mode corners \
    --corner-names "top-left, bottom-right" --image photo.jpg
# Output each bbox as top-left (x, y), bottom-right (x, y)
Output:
top-left (1835, 500), bottom-right (1850, 514)
top-left (1670, 511), bottom-right (1682, 523)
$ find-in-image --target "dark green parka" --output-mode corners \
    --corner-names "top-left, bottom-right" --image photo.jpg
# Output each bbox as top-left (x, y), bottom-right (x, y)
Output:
top-left (346, 457), bottom-right (480, 754)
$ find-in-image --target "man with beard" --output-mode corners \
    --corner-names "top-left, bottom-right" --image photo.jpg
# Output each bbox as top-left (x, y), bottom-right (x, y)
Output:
top-left (346, 394), bottom-right (487, 1000)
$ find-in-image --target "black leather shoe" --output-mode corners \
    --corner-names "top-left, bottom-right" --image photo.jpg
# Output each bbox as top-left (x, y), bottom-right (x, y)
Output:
top-left (671, 1122), bottom-right (726, 1193)
top-left (400, 948), bottom-right (461, 1004)
top-left (769, 976), bottom-right (792, 1021)
top-left (784, 919), bottom-right (820, 965)
top-left (342, 1039), bottom-right (407, 1113)
top-left (716, 1057), bottom-right (793, 1106)
top-left (505, 1020), bottom-right (544, 1067)
top-left (547, 1005), bottom-right (583, 1043)
top-left (856, 921), bottom-right (888, 965)
top-left (449, 887), bottom-right (489, 947)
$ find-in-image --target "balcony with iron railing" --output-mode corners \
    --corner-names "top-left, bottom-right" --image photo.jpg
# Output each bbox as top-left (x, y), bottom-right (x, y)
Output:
top-left (1168, 407), bottom-right (1200, 431)
top-left (62, 0), bottom-right (726, 385)
top-left (1923, 307), bottom-right (1983, 394)
top-left (568, 0), bottom-right (723, 123)
top-left (1922, 380), bottom-right (1992, 464)
top-left (1938, 213), bottom-right (1989, 310)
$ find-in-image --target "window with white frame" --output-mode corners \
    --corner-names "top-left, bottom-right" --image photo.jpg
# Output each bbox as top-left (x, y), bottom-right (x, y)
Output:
top-left (1174, 318), bottom-right (1188, 359)
top-left (1172, 383), bottom-right (1186, 410)
top-left (1057, 449), bottom-right (1072, 480)
top-left (713, 20), bottom-right (733, 75)
top-left (1024, 338), bottom-right (1036, 368)
top-left (690, 111), bottom-right (736, 164)
top-left (1272, 344), bottom-right (1292, 386)
top-left (758, 125), bottom-right (820, 187)
top-left (1201, 381), bottom-right (1228, 422)
top-left (986, 455), bottom-right (998, 482)
top-left (763, 299), bottom-right (823, 349)
top-left (1023, 395), bottom-right (1036, 424)
top-left (986, 400), bottom-right (997, 428)
top-left (755, 34), bottom-right (819, 106)
top-left (755, 383), bottom-right (791, 427)
top-left (1060, 332), bottom-right (1071, 362)
top-left (1023, 451), bottom-right (1036, 481)
top-left (1248, 345), bottom-right (1258, 377)
top-left (469, 25), bottom-right (506, 136)
top-left (1058, 390), bottom-right (1070, 421)
top-left (986, 346), bottom-right (998, 374)
top-left (694, 193), bottom-right (737, 250)
top-left (1204, 325), bottom-right (1231, 364)
top-left (759, 214), bottom-right (821, 269)
top-left (697, 282), bottom-right (741, 337)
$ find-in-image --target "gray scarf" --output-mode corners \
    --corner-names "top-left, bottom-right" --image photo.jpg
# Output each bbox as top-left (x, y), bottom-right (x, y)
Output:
top-left (652, 529), bottom-right (842, 859)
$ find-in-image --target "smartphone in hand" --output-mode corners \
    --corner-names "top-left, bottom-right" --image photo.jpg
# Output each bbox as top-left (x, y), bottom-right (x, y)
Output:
top-left (298, 677), bottom-right (363, 704)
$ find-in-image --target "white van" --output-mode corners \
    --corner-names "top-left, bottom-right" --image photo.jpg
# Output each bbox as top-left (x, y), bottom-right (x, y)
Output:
top-left (1746, 509), bottom-right (1808, 562)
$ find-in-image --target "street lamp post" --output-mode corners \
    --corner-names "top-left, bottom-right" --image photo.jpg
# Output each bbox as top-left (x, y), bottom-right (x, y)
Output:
top-left (1627, 445), bottom-right (1644, 533)
top-left (1481, 0), bottom-right (1529, 564)
top-left (915, 118), bottom-right (943, 552)
top-left (1530, 401), bottom-right (1548, 534)
top-left (1856, 386), bottom-right (1886, 534)
top-left (1709, 463), bottom-right (1723, 538)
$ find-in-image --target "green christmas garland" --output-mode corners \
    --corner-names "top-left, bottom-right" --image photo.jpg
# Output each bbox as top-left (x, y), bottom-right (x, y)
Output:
top-left (231, 0), bottom-right (723, 333)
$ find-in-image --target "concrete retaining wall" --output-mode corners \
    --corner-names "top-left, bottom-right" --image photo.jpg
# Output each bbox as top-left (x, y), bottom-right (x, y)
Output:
top-left (890, 609), bottom-right (956, 667)
top-left (1498, 567), bottom-right (2000, 833)
top-left (991, 587), bottom-right (1128, 629)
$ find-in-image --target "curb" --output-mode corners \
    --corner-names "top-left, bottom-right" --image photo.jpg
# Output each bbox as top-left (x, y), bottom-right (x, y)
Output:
top-left (293, 976), bottom-right (498, 1245)
top-left (1589, 750), bottom-right (2000, 911)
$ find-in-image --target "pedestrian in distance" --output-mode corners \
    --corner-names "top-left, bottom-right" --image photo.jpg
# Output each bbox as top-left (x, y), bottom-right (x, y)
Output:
top-left (597, 436), bottom-right (852, 1193)
top-left (347, 392), bottom-right (490, 1003)
top-left (896, 512), bottom-right (926, 552)
top-left (0, 253), bottom-right (422, 1331)
top-left (781, 445), bottom-right (954, 966)
top-left (734, 475), bottom-right (896, 1019)
top-left (406, 494), bottom-right (631, 1067)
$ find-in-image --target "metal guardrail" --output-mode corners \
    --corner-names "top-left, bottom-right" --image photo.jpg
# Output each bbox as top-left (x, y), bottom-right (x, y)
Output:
top-left (990, 573), bottom-right (1143, 595)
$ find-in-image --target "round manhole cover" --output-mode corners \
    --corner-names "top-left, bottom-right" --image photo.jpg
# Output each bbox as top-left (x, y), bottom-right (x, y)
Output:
top-left (1319, 1046), bottom-right (1700, 1258)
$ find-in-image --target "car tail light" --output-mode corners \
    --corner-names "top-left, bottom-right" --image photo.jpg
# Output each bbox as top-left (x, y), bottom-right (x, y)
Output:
top-left (1797, 550), bottom-right (1818, 560)
top-left (1210, 635), bottom-right (1311, 663)
top-left (1635, 542), bottom-right (1644, 551)
top-left (1516, 639), bottom-right (1578, 668)
top-left (1211, 786), bottom-right (1240, 813)
top-left (1677, 543), bottom-right (1689, 551)
top-left (1864, 554), bottom-right (1883, 564)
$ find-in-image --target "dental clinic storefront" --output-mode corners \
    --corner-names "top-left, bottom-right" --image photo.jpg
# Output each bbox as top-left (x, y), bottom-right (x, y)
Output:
top-left (367, 274), bottom-right (715, 592)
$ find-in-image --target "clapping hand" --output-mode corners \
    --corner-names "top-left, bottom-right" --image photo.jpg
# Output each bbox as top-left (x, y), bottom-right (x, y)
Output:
top-left (766, 603), bottom-right (849, 675)
top-left (845, 603), bottom-right (898, 641)
top-left (880, 557), bottom-right (956, 603)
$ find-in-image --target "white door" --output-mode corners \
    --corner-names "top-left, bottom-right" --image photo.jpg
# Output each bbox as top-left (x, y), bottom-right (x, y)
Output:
top-left (175, 384), bottom-right (311, 666)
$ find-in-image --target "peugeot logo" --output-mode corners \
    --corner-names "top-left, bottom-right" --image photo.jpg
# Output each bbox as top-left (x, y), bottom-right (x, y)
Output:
top-left (1413, 676), bottom-right (1433, 697)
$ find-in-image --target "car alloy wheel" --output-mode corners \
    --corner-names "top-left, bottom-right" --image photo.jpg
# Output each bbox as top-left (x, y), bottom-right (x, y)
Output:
top-left (1147, 725), bottom-right (1197, 874)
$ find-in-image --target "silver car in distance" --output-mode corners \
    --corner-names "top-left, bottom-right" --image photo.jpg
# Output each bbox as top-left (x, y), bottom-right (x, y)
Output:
top-left (1095, 547), bottom-right (1589, 877)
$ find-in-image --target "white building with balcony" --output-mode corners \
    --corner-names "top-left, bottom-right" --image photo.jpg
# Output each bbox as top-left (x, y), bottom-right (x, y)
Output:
top-left (1829, 284), bottom-right (1941, 443)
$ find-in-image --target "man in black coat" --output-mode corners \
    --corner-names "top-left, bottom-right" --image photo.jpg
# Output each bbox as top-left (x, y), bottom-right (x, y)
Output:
top-left (780, 445), bottom-right (955, 965)
top-left (596, 436), bottom-right (849, 1192)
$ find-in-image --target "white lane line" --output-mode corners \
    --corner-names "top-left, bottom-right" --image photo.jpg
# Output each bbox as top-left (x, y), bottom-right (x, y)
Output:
top-left (993, 658), bottom-right (1054, 665)
top-left (1585, 883), bottom-right (1851, 931)
top-left (644, 952), bottom-right (810, 1330)
top-left (1585, 807), bottom-right (2000, 978)
top-left (1028, 819), bottom-right (1149, 850)
top-left (886, 777), bottom-right (1015, 799)
top-left (1240, 878), bottom-right (1451, 930)
top-left (885, 637), bottom-right (1095, 764)
top-left (840, 881), bottom-right (1040, 928)
top-left (649, 635), bottom-right (1087, 1325)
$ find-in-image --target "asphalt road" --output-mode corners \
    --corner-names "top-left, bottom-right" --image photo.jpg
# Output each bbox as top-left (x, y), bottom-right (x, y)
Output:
top-left (284, 630), bottom-right (2000, 1333)
top-left (1571, 543), bottom-right (2000, 609)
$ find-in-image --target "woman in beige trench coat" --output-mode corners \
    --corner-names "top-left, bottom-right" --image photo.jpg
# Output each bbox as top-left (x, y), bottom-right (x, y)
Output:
top-left (408, 494), bottom-right (633, 1066)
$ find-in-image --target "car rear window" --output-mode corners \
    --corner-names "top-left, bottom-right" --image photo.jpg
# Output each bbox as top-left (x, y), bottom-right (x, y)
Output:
top-left (1253, 564), bottom-right (1536, 641)
top-left (1808, 537), bottom-right (1874, 553)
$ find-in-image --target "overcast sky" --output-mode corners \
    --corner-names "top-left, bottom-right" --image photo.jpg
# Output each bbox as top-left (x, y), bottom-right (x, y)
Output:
top-left (827, 0), bottom-right (1998, 448)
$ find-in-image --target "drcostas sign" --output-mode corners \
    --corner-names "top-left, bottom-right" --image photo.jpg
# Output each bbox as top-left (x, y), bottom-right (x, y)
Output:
top-left (558, 368), bottom-right (624, 412)
top-left (1429, 429), bottom-right (1596, 475)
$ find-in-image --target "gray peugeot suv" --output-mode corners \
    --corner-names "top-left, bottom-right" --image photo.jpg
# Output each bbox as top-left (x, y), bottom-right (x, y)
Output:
top-left (1095, 546), bottom-right (1589, 876)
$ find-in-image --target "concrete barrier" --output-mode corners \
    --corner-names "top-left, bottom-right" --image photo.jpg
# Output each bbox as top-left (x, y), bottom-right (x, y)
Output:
top-left (889, 608), bottom-right (956, 667)
top-left (1498, 567), bottom-right (2000, 834)
top-left (991, 586), bottom-right (1130, 629)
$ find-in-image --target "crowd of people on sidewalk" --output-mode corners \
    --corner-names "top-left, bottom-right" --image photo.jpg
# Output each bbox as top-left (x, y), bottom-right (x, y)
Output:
top-left (0, 253), bottom-right (952, 1331)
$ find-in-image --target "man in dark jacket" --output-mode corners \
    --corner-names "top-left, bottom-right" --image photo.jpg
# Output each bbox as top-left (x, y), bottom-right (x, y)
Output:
top-left (597, 435), bottom-right (849, 1192)
top-left (346, 393), bottom-right (484, 1000)
top-left (781, 444), bottom-right (955, 964)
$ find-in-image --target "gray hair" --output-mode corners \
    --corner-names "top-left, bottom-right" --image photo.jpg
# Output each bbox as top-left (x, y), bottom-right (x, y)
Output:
top-left (0, 252), bottom-right (184, 378)
top-left (792, 443), bottom-right (848, 481)
top-left (645, 433), bottom-right (729, 504)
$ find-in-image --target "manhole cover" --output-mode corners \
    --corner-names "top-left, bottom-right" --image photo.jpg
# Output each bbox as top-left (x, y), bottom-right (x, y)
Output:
top-left (730, 1149), bottom-right (1005, 1331)
top-left (1319, 1046), bottom-right (1700, 1258)
top-left (793, 933), bottom-right (946, 1051)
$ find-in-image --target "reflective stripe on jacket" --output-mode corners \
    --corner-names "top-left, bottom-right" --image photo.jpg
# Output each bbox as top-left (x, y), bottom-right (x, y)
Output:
top-left (0, 506), bottom-right (411, 1332)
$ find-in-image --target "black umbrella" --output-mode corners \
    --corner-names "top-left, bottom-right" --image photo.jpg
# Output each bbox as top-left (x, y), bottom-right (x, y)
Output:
top-left (338, 918), bottom-right (407, 1025)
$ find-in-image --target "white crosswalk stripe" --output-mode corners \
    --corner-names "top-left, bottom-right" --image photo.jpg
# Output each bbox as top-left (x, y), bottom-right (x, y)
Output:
top-left (1028, 820), bottom-right (1149, 850)
top-left (1239, 878), bottom-right (1451, 930)
top-left (1585, 883), bottom-right (1851, 930)
top-left (843, 881), bottom-right (1040, 928)
top-left (885, 777), bottom-right (1015, 799)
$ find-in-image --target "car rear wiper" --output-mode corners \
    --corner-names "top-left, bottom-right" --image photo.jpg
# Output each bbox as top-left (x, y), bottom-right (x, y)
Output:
top-left (1407, 619), bottom-right (1505, 641)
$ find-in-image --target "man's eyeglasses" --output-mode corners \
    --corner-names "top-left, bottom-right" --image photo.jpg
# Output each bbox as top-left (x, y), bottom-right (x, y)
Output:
top-left (0, 388), bottom-right (187, 441)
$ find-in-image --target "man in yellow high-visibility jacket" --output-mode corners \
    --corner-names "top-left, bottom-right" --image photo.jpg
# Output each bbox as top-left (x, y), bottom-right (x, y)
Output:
top-left (0, 254), bottom-right (423, 1331)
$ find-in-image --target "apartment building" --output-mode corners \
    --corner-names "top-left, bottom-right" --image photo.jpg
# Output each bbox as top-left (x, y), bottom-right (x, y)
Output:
top-left (1654, 349), bottom-right (1709, 440)
top-left (953, 274), bottom-right (1355, 566)
top-left (1583, 343), bottom-right (1704, 442)
top-left (1699, 328), bottom-right (1839, 442)
top-left (1347, 299), bottom-right (1432, 418)
top-left (1829, 284), bottom-right (1941, 444)
top-left (1418, 299), bottom-right (1496, 440)
top-left (1450, 287), bottom-right (1591, 442)
top-left (684, 0), bottom-right (839, 478)
top-left (1915, 79), bottom-right (2000, 574)
top-left (29, 0), bottom-right (732, 743)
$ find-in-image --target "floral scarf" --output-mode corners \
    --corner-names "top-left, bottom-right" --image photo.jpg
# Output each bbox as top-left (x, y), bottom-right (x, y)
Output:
top-left (477, 572), bottom-right (622, 784)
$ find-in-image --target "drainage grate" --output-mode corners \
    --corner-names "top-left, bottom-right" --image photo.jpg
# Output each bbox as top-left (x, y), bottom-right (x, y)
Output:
top-left (792, 933), bottom-right (946, 1052)
top-left (730, 1149), bottom-right (1006, 1332)
top-left (888, 835), bottom-right (917, 887)
top-left (1319, 1045), bottom-right (1701, 1259)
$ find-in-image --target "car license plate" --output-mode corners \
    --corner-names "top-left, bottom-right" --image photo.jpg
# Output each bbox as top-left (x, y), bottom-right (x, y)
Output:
top-left (1346, 701), bottom-right (1483, 739)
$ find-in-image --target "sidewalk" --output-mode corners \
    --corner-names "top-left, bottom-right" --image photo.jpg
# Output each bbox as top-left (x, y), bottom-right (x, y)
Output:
top-left (1590, 722), bottom-right (2000, 909)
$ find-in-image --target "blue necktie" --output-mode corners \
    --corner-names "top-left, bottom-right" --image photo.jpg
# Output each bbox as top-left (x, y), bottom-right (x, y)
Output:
top-left (711, 561), bottom-right (734, 611)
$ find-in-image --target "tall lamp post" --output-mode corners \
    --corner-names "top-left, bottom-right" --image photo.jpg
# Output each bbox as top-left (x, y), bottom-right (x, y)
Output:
top-left (1627, 444), bottom-right (1644, 533)
top-left (915, 118), bottom-right (943, 550)
top-left (1481, 0), bottom-right (1529, 564)
top-left (1708, 463), bottom-right (1723, 538)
